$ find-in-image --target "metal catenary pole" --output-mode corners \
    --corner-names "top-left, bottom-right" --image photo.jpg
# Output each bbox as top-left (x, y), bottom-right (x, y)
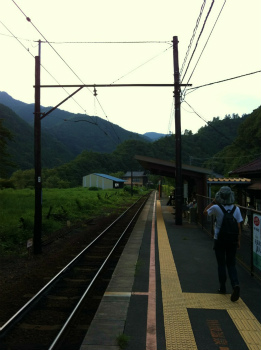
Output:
top-left (33, 41), bottom-right (42, 254)
top-left (173, 36), bottom-right (183, 225)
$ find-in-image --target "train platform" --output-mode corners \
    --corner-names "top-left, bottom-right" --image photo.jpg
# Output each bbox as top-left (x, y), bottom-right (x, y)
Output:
top-left (79, 191), bottom-right (261, 350)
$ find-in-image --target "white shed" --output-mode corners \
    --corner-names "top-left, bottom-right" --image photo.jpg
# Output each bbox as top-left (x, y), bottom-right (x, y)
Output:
top-left (82, 173), bottom-right (125, 189)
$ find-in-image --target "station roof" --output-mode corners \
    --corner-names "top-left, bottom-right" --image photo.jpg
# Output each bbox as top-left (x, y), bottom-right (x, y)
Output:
top-left (134, 155), bottom-right (212, 178)
top-left (229, 157), bottom-right (261, 176)
top-left (207, 178), bottom-right (251, 184)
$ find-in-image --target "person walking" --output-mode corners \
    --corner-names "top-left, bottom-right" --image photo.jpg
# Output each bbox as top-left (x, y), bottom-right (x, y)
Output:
top-left (203, 186), bottom-right (243, 302)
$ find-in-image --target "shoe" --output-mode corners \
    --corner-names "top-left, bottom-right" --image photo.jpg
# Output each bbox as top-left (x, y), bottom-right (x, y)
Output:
top-left (218, 288), bottom-right (226, 294)
top-left (231, 286), bottom-right (240, 302)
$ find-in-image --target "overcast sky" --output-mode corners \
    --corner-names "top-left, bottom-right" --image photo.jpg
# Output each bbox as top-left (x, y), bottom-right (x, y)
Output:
top-left (0, 0), bottom-right (260, 135)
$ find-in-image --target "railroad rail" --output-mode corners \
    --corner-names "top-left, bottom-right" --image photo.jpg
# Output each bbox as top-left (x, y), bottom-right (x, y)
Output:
top-left (0, 194), bottom-right (149, 350)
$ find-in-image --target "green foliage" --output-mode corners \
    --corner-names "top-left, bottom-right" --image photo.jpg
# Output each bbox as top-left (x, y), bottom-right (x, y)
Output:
top-left (110, 171), bottom-right (125, 179)
top-left (0, 103), bottom-right (73, 174)
top-left (0, 187), bottom-right (147, 254)
top-left (88, 186), bottom-right (100, 191)
top-left (204, 106), bottom-right (261, 174)
top-left (10, 169), bottom-right (35, 189)
top-left (44, 175), bottom-right (70, 189)
top-left (0, 178), bottom-right (15, 189)
top-left (116, 333), bottom-right (130, 349)
top-left (123, 186), bottom-right (140, 194)
top-left (0, 116), bottom-right (15, 177)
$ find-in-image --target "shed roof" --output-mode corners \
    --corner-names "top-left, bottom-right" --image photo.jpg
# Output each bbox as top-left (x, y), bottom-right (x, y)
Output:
top-left (93, 173), bottom-right (125, 182)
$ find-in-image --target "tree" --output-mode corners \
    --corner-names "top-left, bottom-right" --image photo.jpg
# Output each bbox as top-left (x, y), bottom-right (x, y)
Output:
top-left (0, 119), bottom-right (15, 177)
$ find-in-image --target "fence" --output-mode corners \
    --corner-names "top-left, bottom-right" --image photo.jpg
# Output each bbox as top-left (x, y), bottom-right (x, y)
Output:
top-left (196, 194), bottom-right (261, 281)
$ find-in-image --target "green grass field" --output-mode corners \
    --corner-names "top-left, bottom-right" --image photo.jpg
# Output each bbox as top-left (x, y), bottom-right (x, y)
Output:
top-left (0, 187), bottom-right (148, 254)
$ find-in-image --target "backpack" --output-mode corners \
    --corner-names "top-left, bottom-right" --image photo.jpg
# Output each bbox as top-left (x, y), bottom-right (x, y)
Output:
top-left (217, 204), bottom-right (239, 244)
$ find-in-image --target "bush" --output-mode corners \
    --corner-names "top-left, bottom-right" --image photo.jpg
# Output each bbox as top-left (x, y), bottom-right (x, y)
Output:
top-left (88, 186), bottom-right (100, 191)
top-left (0, 179), bottom-right (15, 189)
top-left (123, 186), bottom-right (140, 194)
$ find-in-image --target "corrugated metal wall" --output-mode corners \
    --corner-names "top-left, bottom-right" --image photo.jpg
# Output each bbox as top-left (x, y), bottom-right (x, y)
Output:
top-left (82, 174), bottom-right (113, 189)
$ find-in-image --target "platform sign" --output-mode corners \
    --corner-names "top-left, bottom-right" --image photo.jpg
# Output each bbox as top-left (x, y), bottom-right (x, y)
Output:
top-left (253, 214), bottom-right (261, 271)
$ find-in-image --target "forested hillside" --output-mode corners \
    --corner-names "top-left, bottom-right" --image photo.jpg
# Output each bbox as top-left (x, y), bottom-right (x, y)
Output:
top-left (0, 103), bottom-right (74, 171)
top-left (204, 105), bottom-right (261, 174)
top-left (0, 92), bottom-right (151, 165)
top-left (1, 89), bottom-right (260, 187)
top-left (41, 106), bottom-right (260, 186)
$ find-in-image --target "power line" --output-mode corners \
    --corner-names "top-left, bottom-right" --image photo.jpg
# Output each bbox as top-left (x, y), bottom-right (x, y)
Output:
top-left (185, 70), bottom-right (261, 94)
top-left (181, 0), bottom-right (215, 84)
top-left (1, 18), bottom-right (89, 114)
top-left (95, 94), bottom-right (122, 145)
top-left (111, 45), bottom-right (172, 84)
top-left (181, 0), bottom-right (227, 99)
top-left (183, 100), bottom-right (234, 143)
top-left (43, 40), bottom-right (172, 45)
top-left (167, 101), bottom-right (174, 134)
top-left (183, 101), bottom-right (261, 158)
top-left (11, 0), bottom-right (174, 145)
top-left (0, 20), bottom-right (35, 58)
top-left (11, 0), bottom-right (124, 144)
top-left (180, 0), bottom-right (206, 76)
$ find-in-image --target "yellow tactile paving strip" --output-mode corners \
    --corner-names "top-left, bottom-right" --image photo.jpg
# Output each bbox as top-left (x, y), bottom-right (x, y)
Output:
top-left (156, 200), bottom-right (261, 350)
top-left (157, 200), bottom-right (197, 350)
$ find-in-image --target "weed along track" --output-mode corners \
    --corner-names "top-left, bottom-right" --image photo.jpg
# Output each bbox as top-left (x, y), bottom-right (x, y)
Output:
top-left (0, 195), bottom-right (149, 350)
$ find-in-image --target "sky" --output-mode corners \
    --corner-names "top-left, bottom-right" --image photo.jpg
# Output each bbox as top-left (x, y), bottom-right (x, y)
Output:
top-left (0, 0), bottom-right (260, 135)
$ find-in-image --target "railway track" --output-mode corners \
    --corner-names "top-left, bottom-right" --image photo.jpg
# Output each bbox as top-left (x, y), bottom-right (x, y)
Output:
top-left (0, 194), bottom-right (149, 350)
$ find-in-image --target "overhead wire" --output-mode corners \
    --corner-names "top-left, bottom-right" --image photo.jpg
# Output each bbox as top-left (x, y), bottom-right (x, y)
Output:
top-left (6, 1), bottom-right (259, 147)
top-left (111, 44), bottom-right (172, 85)
top-left (95, 94), bottom-right (122, 144)
top-left (180, 0), bottom-right (206, 77)
top-left (180, 0), bottom-right (215, 84)
top-left (11, 0), bottom-right (173, 145)
top-left (0, 19), bottom-right (87, 112)
top-left (10, 0), bottom-right (124, 145)
top-left (182, 101), bottom-right (261, 168)
top-left (184, 70), bottom-right (261, 95)
top-left (181, 0), bottom-right (227, 100)
top-left (11, 0), bottom-right (85, 85)
top-left (0, 20), bottom-right (35, 58)
top-left (43, 40), bottom-right (172, 45)
top-left (184, 100), bottom-right (235, 144)
top-left (167, 100), bottom-right (174, 134)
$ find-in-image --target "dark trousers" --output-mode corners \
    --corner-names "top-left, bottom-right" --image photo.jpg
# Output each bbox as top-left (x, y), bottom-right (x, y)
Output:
top-left (214, 240), bottom-right (239, 289)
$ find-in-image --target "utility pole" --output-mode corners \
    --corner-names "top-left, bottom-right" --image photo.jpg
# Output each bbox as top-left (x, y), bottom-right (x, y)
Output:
top-left (173, 36), bottom-right (183, 225)
top-left (34, 40), bottom-right (42, 254)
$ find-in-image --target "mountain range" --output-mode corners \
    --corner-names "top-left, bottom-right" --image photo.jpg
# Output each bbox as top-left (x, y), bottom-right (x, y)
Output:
top-left (0, 91), bottom-right (164, 172)
top-left (1, 91), bottom-right (260, 182)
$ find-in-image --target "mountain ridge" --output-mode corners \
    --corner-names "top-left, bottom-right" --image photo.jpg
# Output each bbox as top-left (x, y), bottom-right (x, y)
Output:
top-left (1, 91), bottom-right (259, 182)
top-left (0, 91), bottom-right (151, 172)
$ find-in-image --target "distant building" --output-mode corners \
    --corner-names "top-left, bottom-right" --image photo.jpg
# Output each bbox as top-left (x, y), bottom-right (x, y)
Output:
top-left (123, 171), bottom-right (148, 187)
top-left (82, 173), bottom-right (125, 189)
